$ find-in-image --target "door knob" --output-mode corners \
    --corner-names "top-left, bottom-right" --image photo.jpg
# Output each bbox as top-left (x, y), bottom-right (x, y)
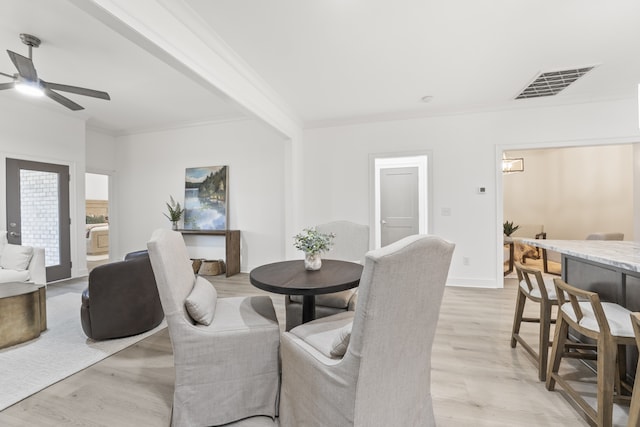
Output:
top-left (9, 231), bottom-right (21, 237)
top-left (381, 220), bottom-right (387, 225)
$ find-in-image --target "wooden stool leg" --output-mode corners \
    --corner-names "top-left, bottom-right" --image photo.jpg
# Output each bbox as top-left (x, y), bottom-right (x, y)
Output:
top-left (629, 360), bottom-right (640, 426)
top-left (616, 344), bottom-right (628, 396)
top-left (597, 336), bottom-right (616, 427)
top-left (630, 314), bottom-right (640, 427)
top-left (546, 315), bottom-right (568, 391)
top-left (511, 288), bottom-right (526, 348)
top-left (538, 300), bottom-right (552, 382)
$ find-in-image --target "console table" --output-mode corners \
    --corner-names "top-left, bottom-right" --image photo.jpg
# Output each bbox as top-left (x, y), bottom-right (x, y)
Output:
top-left (178, 229), bottom-right (240, 277)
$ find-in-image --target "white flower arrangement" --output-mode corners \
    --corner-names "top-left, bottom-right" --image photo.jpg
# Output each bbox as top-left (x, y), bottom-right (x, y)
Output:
top-left (293, 227), bottom-right (335, 255)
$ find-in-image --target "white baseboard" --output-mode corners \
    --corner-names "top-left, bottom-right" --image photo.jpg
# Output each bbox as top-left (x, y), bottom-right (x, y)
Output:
top-left (446, 277), bottom-right (503, 289)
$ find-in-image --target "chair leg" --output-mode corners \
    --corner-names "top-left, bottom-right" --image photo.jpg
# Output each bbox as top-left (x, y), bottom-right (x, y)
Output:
top-left (511, 289), bottom-right (526, 348)
top-left (538, 301), bottom-right (552, 382)
top-left (546, 315), bottom-right (568, 391)
top-left (542, 249), bottom-right (549, 274)
top-left (597, 336), bottom-right (616, 427)
top-left (616, 344), bottom-right (629, 396)
top-left (628, 357), bottom-right (640, 427)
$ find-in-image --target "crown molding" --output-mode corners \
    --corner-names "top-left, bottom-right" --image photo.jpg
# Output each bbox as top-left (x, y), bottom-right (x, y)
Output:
top-left (115, 113), bottom-right (251, 137)
top-left (304, 94), bottom-right (637, 130)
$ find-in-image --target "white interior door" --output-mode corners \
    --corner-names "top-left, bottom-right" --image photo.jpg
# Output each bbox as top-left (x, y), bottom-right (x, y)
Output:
top-left (372, 154), bottom-right (429, 248)
top-left (380, 167), bottom-right (419, 246)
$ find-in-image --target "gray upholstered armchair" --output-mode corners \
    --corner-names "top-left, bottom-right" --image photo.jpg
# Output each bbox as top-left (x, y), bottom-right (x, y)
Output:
top-left (285, 220), bottom-right (369, 331)
top-left (80, 250), bottom-right (164, 340)
top-left (279, 234), bottom-right (455, 426)
top-left (147, 229), bottom-right (280, 427)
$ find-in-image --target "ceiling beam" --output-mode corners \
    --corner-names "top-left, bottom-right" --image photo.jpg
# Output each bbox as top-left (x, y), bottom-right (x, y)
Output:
top-left (72, 0), bottom-right (302, 140)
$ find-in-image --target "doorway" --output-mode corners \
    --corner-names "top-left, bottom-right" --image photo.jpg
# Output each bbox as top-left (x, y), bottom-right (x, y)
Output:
top-left (499, 141), bottom-right (636, 283)
top-left (6, 158), bottom-right (71, 282)
top-left (371, 153), bottom-right (430, 248)
top-left (85, 172), bottom-right (110, 272)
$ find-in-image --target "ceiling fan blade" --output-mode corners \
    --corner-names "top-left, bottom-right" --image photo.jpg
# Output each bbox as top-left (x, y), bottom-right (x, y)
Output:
top-left (41, 80), bottom-right (110, 100)
top-left (6, 50), bottom-right (37, 81)
top-left (0, 82), bottom-right (14, 91)
top-left (43, 87), bottom-right (84, 111)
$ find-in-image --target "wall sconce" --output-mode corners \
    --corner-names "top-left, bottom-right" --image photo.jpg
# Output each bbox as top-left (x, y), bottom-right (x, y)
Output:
top-left (502, 157), bottom-right (524, 173)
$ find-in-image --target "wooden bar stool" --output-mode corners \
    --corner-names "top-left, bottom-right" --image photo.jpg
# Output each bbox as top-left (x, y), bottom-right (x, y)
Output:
top-left (547, 278), bottom-right (634, 427)
top-left (510, 262), bottom-right (558, 381)
top-left (628, 312), bottom-right (640, 427)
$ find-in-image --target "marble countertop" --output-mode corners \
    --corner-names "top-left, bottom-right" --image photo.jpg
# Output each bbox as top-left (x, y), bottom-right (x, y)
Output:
top-left (520, 239), bottom-right (640, 273)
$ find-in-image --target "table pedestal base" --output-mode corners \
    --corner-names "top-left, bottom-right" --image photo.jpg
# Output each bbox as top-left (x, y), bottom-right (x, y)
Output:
top-left (302, 295), bottom-right (316, 324)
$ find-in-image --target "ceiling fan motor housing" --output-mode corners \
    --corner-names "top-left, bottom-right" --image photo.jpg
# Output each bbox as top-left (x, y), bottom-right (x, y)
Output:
top-left (20, 34), bottom-right (41, 48)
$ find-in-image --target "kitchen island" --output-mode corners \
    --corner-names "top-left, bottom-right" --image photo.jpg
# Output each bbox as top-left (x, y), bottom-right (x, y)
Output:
top-left (520, 239), bottom-right (640, 308)
top-left (521, 238), bottom-right (640, 378)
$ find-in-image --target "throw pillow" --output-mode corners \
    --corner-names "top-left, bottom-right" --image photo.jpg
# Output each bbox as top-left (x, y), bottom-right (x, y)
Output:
top-left (0, 244), bottom-right (33, 271)
top-left (290, 311), bottom-right (354, 359)
top-left (184, 276), bottom-right (218, 326)
top-left (330, 322), bottom-right (352, 358)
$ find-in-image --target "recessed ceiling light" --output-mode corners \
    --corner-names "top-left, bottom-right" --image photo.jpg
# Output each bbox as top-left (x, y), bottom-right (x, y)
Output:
top-left (421, 95), bottom-right (434, 103)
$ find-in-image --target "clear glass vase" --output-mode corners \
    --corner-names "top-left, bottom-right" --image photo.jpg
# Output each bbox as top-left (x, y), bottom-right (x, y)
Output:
top-left (304, 252), bottom-right (322, 270)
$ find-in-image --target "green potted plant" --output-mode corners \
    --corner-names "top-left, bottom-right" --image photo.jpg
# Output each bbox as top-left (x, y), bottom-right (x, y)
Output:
top-left (164, 195), bottom-right (185, 230)
top-left (503, 220), bottom-right (520, 237)
top-left (293, 227), bottom-right (335, 271)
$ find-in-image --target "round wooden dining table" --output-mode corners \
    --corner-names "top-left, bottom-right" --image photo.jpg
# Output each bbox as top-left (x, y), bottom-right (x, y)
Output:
top-left (249, 259), bottom-right (363, 324)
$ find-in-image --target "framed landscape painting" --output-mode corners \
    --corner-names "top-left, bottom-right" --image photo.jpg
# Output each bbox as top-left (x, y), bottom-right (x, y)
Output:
top-left (184, 165), bottom-right (228, 230)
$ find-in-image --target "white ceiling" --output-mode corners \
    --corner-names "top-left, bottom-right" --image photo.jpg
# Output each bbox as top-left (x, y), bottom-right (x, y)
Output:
top-left (2, 0), bottom-right (640, 135)
top-left (0, 0), bottom-right (244, 135)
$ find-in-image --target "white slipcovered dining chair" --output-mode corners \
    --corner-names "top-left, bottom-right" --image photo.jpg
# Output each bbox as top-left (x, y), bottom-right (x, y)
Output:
top-left (147, 229), bottom-right (280, 427)
top-left (279, 234), bottom-right (455, 427)
top-left (285, 220), bottom-right (369, 331)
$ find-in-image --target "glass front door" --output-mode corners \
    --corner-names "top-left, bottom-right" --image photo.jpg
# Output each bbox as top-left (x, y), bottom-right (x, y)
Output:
top-left (6, 158), bottom-right (71, 282)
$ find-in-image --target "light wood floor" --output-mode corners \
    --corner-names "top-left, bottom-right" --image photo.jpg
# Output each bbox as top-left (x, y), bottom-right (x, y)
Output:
top-left (0, 274), bottom-right (623, 426)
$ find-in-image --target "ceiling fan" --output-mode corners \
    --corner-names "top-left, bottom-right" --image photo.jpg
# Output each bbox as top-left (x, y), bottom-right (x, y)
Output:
top-left (0, 33), bottom-right (110, 111)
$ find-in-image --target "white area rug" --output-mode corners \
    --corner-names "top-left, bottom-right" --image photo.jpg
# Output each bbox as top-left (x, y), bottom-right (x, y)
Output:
top-left (0, 292), bottom-right (166, 410)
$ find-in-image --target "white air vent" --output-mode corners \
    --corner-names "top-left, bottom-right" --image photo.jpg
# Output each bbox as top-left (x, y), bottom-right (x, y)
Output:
top-left (516, 67), bottom-right (595, 99)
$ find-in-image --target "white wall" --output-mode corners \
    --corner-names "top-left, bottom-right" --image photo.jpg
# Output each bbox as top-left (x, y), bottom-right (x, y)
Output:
top-left (0, 97), bottom-right (88, 278)
top-left (85, 173), bottom-right (109, 200)
top-left (635, 144), bottom-right (640, 239)
top-left (114, 119), bottom-right (287, 271)
top-left (4, 93), bottom-right (639, 288)
top-left (86, 128), bottom-right (117, 172)
top-left (302, 98), bottom-right (640, 288)
top-left (504, 145), bottom-right (634, 240)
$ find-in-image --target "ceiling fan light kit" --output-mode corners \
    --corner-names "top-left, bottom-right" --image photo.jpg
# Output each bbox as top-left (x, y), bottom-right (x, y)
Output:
top-left (15, 76), bottom-right (43, 97)
top-left (0, 33), bottom-right (111, 110)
